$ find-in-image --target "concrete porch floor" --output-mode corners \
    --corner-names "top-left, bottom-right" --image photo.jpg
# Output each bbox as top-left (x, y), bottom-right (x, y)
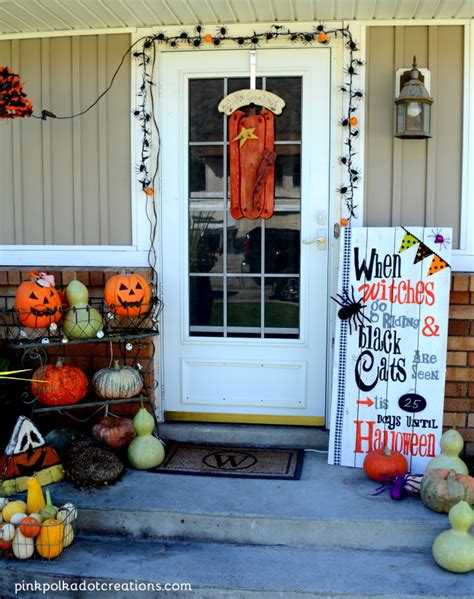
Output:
top-left (1, 452), bottom-right (473, 598)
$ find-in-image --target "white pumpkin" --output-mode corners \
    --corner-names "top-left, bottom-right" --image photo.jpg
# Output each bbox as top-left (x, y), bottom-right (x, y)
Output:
top-left (92, 360), bottom-right (143, 399)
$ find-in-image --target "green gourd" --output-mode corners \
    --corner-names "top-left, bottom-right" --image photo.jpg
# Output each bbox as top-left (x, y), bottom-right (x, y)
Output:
top-left (62, 276), bottom-right (103, 339)
top-left (425, 427), bottom-right (469, 475)
top-left (432, 499), bottom-right (474, 573)
top-left (127, 399), bottom-right (165, 470)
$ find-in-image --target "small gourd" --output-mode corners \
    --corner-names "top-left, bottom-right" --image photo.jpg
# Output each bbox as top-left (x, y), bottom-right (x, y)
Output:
top-left (2, 500), bottom-right (26, 522)
top-left (63, 524), bottom-right (74, 548)
top-left (127, 399), bottom-right (165, 470)
top-left (36, 518), bottom-right (64, 559)
top-left (57, 503), bottom-right (77, 525)
top-left (425, 427), bottom-right (469, 475)
top-left (10, 513), bottom-right (27, 526)
top-left (432, 499), bottom-right (474, 573)
top-left (40, 489), bottom-right (58, 521)
top-left (62, 275), bottom-right (103, 339)
top-left (92, 361), bottom-right (144, 400)
top-left (12, 528), bottom-right (34, 559)
top-left (26, 476), bottom-right (46, 515)
top-left (0, 523), bottom-right (16, 542)
top-left (19, 517), bottom-right (41, 538)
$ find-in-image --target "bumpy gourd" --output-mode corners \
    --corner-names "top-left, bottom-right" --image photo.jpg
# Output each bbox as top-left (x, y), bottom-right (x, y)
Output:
top-left (432, 500), bottom-right (474, 573)
top-left (425, 427), bottom-right (469, 475)
top-left (127, 400), bottom-right (165, 470)
top-left (92, 360), bottom-right (144, 399)
top-left (62, 276), bottom-right (103, 339)
top-left (421, 469), bottom-right (474, 513)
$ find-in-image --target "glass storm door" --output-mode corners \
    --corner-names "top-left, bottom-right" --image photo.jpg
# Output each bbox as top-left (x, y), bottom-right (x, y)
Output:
top-left (160, 49), bottom-right (330, 425)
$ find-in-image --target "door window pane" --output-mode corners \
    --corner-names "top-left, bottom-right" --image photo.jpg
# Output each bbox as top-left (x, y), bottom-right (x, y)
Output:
top-left (266, 77), bottom-right (302, 141)
top-left (264, 277), bottom-right (300, 334)
top-left (264, 213), bottom-right (300, 275)
top-left (189, 211), bottom-right (224, 273)
top-left (227, 277), bottom-right (261, 328)
top-left (189, 79), bottom-right (224, 142)
top-left (189, 276), bottom-right (223, 330)
top-left (189, 146), bottom-right (224, 198)
top-left (228, 220), bottom-right (262, 274)
top-left (275, 145), bottom-right (301, 198)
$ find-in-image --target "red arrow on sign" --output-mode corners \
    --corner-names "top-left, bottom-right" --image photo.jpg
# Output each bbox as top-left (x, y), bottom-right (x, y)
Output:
top-left (357, 397), bottom-right (374, 407)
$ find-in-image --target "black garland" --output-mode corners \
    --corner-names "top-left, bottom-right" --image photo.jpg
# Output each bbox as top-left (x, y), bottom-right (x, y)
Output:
top-left (134, 23), bottom-right (364, 223)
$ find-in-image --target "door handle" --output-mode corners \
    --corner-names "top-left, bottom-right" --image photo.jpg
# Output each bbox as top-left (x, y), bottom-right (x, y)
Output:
top-left (303, 227), bottom-right (327, 249)
top-left (303, 236), bottom-right (326, 245)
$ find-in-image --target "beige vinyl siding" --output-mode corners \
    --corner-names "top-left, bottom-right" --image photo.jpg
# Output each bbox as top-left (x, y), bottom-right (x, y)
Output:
top-left (0, 33), bottom-right (131, 246)
top-left (364, 25), bottom-right (463, 248)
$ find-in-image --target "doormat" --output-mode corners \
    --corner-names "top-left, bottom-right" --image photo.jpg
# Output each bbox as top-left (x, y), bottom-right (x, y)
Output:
top-left (150, 443), bottom-right (304, 480)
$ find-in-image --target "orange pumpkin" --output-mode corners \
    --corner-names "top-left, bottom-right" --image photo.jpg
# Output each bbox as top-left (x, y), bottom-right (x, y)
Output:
top-left (104, 273), bottom-right (151, 316)
top-left (92, 417), bottom-right (136, 449)
top-left (15, 278), bottom-right (62, 328)
top-left (31, 358), bottom-right (88, 406)
top-left (19, 517), bottom-right (41, 538)
top-left (363, 447), bottom-right (408, 482)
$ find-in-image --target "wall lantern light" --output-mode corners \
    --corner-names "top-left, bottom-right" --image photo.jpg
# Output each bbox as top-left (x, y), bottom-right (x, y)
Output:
top-left (394, 57), bottom-right (433, 139)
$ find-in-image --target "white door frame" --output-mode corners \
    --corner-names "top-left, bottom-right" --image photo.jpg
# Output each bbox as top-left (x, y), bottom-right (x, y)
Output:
top-left (152, 37), bottom-right (348, 425)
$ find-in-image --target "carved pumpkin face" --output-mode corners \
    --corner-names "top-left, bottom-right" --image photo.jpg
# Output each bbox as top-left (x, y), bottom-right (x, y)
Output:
top-left (15, 281), bottom-right (63, 328)
top-left (104, 273), bottom-right (151, 316)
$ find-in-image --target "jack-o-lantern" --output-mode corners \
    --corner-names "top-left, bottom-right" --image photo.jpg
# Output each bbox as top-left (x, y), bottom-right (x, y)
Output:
top-left (104, 273), bottom-right (151, 316)
top-left (15, 273), bottom-right (62, 329)
top-left (0, 416), bottom-right (64, 494)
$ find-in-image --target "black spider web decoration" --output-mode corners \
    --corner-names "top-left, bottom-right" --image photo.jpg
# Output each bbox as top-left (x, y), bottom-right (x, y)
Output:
top-left (134, 23), bottom-right (364, 224)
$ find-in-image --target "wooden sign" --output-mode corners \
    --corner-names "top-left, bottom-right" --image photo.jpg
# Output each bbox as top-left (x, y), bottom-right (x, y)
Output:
top-left (217, 89), bottom-right (285, 115)
top-left (329, 227), bottom-right (452, 473)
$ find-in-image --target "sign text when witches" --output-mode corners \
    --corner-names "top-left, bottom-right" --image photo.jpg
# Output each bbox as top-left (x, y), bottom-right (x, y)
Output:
top-left (354, 248), bottom-right (402, 281)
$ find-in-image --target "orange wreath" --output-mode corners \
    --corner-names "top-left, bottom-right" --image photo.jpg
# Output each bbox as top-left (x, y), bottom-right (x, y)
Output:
top-left (0, 67), bottom-right (33, 119)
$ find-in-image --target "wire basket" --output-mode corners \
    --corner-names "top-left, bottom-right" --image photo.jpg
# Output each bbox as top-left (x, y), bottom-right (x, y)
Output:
top-left (0, 296), bottom-right (163, 347)
top-left (0, 505), bottom-right (77, 560)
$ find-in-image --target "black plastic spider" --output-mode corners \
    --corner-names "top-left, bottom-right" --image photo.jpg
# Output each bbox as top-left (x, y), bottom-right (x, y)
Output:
top-left (331, 285), bottom-right (370, 334)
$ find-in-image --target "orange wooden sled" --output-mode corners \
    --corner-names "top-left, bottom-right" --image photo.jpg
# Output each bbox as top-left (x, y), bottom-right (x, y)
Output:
top-left (229, 109), bottom-right (276, 220)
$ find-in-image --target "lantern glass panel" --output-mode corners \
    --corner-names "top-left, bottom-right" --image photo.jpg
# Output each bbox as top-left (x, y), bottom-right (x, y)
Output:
top-left (396, 104), bottom-right (406, 136)
top-left (405, 102), bottom-right (423, 133)
top-left (422, 103), bottom-right (431, 136)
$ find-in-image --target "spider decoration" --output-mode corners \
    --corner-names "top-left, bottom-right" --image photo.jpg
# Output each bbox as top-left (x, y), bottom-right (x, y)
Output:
top-left (372, 473), bottom-right (423, 501)
top-left (331, 286), bottom-right (370, 334)
top-left (428, 228), bottom-right (451, 250)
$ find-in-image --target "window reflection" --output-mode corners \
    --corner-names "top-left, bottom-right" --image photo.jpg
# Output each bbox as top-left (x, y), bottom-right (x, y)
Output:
top-left (189, 146), bottom-right (224, 197)
top-left (189, 79), bottom-right (224, 142)
top-left (189, 276), bottom-right (223, 330)
top-left (266, 77), bottom-right (302, 141)
top-left (189, 211), bottom-right (224, 274)
top-left (227, 277), bottom-right (261, 328)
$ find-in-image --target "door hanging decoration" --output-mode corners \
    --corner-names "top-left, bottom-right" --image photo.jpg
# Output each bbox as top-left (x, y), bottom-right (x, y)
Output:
top-left (22, 23), bottom-right (363, 227)
top-left (218, 50), bottom-right (285, 220)
top-left (328, 227), bottom-right (452, 474)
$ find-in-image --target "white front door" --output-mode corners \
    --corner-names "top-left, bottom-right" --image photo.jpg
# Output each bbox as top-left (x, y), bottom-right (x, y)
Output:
top-left (159, 48), bottom-right (331, 425)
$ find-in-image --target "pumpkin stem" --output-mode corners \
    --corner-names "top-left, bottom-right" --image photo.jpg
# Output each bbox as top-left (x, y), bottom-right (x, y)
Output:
top-left (55, 357), bottom-right (64, 369)
top-left (383, 447), bottom-right (392, 457)
top-left (113, 360), bottom-right (121, 370)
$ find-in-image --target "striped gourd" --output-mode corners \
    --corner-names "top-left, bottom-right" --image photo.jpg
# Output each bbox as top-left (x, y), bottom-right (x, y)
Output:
top-left (92, 361), bottom-right (143, 399)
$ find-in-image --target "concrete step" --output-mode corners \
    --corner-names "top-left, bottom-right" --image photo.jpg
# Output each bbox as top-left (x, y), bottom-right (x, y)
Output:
top-left (1, 536), bottom-right (472, 599)
top-left (49, 452), bottom-right (448, 552)
top-left (157, 422), bottom-right (329, 450)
